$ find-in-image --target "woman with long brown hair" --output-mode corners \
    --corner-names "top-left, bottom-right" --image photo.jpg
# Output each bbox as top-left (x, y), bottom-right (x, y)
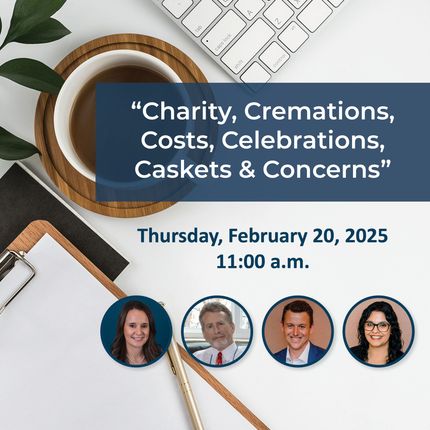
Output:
top-left (350, 301), bottom-right (403, 366)
top-left (111, 300), bottom-right (162, 365)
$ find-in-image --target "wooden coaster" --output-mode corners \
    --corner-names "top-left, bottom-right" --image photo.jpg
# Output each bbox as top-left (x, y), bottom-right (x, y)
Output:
top-left (34, 34), bottom-right (208, 217)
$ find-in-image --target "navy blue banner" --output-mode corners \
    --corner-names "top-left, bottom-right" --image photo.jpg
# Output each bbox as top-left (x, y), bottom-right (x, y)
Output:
top-left (96, 83), bottom-right (429, 201)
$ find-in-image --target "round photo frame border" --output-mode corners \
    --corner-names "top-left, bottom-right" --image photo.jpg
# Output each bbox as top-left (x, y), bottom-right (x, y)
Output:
top-left (181, 295), bottom-right (254, 368)
top-left (100, 295), bottom-right (173, 368)
top-left (262, 295), bottom-right (334, 368)
top-left (342, 294), bottom-right (415, 368)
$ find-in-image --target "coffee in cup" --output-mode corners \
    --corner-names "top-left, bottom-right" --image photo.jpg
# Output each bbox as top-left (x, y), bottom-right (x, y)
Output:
top-left (54, 50), bottom-right (182, 181)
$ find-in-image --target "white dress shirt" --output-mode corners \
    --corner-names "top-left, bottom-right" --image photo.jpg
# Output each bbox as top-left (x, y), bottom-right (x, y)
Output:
top-left (193, 342), bottom-right (245, 365)
top-left (286, 341), bottom-right (310, 365)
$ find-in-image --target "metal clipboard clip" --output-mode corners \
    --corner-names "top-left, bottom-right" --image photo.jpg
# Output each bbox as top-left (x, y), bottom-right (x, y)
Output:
top-left (0, 249), bottom-right (36, 314)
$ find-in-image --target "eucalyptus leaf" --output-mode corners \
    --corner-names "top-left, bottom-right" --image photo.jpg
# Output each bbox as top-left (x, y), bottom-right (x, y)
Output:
top-left (1, 0), bottom-right (67, 47)
top-left (14, 18), bottom-right (70, 44)
top-left (0, 127), bottom-right (39, 160)
top-left (0, 58), bottom-right (64, 94)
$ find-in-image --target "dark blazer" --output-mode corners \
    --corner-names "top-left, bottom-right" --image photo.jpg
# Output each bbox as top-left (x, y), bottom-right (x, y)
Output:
top-left (273, 342), bottom-right (326, 365)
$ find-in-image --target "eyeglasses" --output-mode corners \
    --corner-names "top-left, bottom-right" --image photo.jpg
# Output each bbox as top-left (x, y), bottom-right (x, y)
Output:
top-left (364, 321), bottom-right (390, 332)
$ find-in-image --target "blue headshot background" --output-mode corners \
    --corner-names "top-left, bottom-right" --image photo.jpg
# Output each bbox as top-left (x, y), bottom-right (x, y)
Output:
top-left (100, 295), bottom-right (172, 367)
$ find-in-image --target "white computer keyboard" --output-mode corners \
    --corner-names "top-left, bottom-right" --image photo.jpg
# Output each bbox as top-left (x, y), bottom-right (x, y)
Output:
top-left (151, 0), bottom-right (346, 83)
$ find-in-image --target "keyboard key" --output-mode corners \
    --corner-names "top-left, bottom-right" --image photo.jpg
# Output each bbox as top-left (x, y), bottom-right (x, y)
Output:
top-left (222, 19), bottom-right (275, 73)
top-left (279, 21), bottom-right (308, 52)
top-left (327, 0), bottom-right (344, 6)
top-left (241, 63), bottom-right (271, 85)
top-left (263, 0), bottom-right (294, 29)
top-left (235, 0), bottom-right (265, 21)
top-left (151, 0), bottom-right (348, 83)
top-left (287, 0), bottom-right (307, 9)
top-left (202, 10), bottom-right (246, 55)
top-left (182, 0), bottom-right (222, 37)
top-left (260, 42), bottom-right (290, 72)
top-left (298, 0), bottom-right (332, 32)
top-left (162, 0), bottom-right (193, 18)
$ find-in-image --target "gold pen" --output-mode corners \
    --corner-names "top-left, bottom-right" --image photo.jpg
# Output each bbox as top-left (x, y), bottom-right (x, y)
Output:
top-left (159, 302), bottom-right (204, 430)
top-left (166, 333), bottom-right (204, 430)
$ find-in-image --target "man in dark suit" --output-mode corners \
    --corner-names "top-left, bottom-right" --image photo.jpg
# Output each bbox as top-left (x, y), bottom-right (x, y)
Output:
top-left (274, 300), bottom-right (326, 366)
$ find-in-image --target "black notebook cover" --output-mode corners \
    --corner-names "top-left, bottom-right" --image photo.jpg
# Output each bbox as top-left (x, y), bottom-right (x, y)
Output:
top-left (0, 164), bottom-right (129, 280)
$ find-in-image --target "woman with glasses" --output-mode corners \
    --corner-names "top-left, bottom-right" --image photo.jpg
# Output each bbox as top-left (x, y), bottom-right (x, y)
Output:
top-left (350, 301), bottom-right (403, 365)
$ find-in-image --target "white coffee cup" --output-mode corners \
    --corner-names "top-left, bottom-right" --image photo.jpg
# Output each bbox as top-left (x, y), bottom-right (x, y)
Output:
top-left (54, 49), bottom-right (182, 182)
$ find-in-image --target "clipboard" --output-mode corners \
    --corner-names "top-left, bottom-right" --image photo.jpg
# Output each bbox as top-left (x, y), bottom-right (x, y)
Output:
top-left (0, 163), bottom-right (129, 281)
top-left (0, 220), bottom-right (268, 430)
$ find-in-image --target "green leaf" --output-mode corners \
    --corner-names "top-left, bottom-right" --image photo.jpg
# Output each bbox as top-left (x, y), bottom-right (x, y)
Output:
top-left (14, 18), bottom-right (70, 44)
top-left (0, 127), bottom-right (39, 160)
top-left (0, 58), bottom-right (64, 94)
top-left (0, 16), bottom-right (2, 35)
top-left (2, 0), bottom-right (67, 47)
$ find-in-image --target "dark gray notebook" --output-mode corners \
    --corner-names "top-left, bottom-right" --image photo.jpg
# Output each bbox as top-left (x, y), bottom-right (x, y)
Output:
top-left (0, 163), bottom-right (128, 280)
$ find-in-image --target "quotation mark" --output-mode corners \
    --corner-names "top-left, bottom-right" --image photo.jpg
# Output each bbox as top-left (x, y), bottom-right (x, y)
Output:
top-left (131, 101), bottom-right (142, 110)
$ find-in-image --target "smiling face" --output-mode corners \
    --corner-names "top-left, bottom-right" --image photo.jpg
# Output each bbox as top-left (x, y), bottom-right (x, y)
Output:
top-left (364, 311), bottom-right (391, 348)
top-left (201, 311), bottom-right (235, 351)
top-left (282, 311), bottom-right (313, 355)
top-left (123, 309), bottom-right (150, 351)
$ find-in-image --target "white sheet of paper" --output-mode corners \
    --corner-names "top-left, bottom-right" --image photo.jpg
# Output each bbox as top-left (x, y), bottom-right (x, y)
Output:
top-left (0, 235), bottom-right (252, 430)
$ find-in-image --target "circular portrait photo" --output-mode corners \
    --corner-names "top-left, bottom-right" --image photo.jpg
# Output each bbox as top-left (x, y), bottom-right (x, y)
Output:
top-left (343, 296), bottom-right (414, 367)
top-left (100, 296), bottom-right (172, 367)
top-left (182, 296), bottom-right (253, 367)
top-left (263, 296), bottom-right (333, 367)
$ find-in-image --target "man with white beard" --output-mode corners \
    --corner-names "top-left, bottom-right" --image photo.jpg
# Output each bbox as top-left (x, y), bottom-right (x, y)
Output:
top-left (194, 302), bottom-right (245, 366)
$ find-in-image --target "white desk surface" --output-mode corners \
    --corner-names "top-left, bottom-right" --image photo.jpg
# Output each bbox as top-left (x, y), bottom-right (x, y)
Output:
top-left (1, 1), bottom-right (430, 429)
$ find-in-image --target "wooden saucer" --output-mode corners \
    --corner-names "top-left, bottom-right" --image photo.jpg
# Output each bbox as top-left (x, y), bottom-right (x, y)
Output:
top-left (34, 34), bottom-right (208, 217)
